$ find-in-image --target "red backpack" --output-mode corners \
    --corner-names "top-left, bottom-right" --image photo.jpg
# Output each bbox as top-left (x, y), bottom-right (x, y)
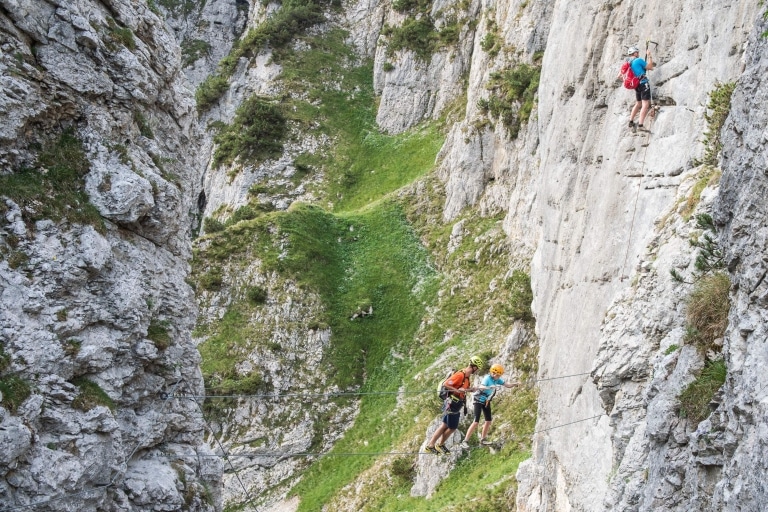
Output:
top-left (620, 60), bottom-right (640, 89)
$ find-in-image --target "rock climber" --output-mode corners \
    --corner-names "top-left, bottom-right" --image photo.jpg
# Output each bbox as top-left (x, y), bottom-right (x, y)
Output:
top-left (625, 46), bottom-right (655, 133)
top-left (424, 356), bottom-right (483, 454)
top-left (461, 363), bottom-right (520, 449)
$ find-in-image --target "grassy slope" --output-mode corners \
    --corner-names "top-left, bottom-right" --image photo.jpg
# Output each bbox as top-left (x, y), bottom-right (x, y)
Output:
top-left (193, 26), bottom-right (537, 512)
top-left (279, 30), bottom-right (445, 213)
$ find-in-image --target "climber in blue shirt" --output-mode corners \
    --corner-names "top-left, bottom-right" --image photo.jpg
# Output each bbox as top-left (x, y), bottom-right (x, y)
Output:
top-left (626, 46), bottom-right (655, 132)
top-left (460, 364), bottom-right (519, 448)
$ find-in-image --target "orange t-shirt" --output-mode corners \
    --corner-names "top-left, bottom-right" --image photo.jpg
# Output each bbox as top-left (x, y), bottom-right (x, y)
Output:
top-left (444, 370), bottom-right (469, 400)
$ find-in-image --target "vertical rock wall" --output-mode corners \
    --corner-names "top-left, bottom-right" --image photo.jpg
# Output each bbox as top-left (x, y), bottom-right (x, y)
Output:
top-left (175, 0), bottom-right (766, 507)
top-left (510, 1), bottom-right (763, 510)
top-left (161, 0), bottom-right (248, 88)
top-left (0, 0), bottom-right (221, 509)
top-left (4, 0), bottom-right (756, 509)
top-left (709, 20), bottom-right (768, 510)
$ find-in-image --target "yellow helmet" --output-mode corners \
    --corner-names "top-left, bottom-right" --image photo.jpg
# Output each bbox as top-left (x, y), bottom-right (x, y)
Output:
top-left (490, 364), bottom-right (504, 376)
top-left (469, 356), bottom-right (484, 368)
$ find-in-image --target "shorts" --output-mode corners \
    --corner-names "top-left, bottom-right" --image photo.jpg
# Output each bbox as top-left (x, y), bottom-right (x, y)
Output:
top-left (442, 400), bottom-right (463, 429)
top-left (635, 82), bottom-right (651, 101)
top-left (472, 401), bottom-right (492, 422)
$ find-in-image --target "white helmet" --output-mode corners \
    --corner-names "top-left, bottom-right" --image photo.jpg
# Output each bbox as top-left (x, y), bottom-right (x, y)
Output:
top-left (627, 46), bottom-right (640, 55)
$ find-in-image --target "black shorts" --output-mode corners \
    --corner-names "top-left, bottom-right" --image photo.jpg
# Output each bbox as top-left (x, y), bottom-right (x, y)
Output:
top-left (472, 401), bottom-right (492, 422)
top-left (635, 82), bottom-right (651, 101)
top-left (442, 399), bottom-right (464, 429)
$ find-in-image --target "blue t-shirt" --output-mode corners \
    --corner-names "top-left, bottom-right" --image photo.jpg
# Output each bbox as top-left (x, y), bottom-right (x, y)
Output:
top-left (630, 58), bottom-right (648, 84)
top-left (475, 374), bottom-right (505, 403)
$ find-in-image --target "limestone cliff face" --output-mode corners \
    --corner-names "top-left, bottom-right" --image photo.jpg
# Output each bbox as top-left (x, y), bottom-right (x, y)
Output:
top-left (510, 1), bottom-right (765, 511)
top-left (575, 17), bottom-right (768, 512)
top-left (0, 0), bottom-right (221, 510)
top-left (349, 0), bottom-right (767, 509)
top-left (3, 0), bottom-right (766, 509)
top-left (160, 0), bottom-right (248, 88)
top-left (708, 27), bottom-right (768, 510)
top-left (190, 0), bottom-right (767, 508)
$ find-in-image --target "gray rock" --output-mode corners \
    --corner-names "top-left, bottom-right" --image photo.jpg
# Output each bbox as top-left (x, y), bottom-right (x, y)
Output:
top-left (0, 412), bottom-right (32, 472)
top-left (0, 0), bottom-right (220, 509)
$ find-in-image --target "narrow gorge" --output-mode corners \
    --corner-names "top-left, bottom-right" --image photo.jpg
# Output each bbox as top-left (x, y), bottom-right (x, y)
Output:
top-left (1, 0), bottom-right (766, 511)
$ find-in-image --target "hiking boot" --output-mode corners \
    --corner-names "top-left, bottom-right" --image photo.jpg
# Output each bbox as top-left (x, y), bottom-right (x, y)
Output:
top-left (436, 444), bottom-right (451, 454)
top-left (424, 445), bottom-right (439, 455)
top-left (480, 438), bottom-right (493, 446)
top-left (460, 440), bottom-right (470, 450)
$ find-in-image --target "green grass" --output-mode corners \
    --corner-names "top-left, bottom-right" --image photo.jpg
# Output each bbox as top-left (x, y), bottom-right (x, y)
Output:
top-left (680, 167), bottom-right (721, 220)
top-left (0, 375), bottom-right (31, 413)
top-left (198, 306), bottom-right (271, 395)
top-left (764, 1), bottom-right (768, 39)
top-left (148, 319), bottom-right (172, 350)
top-left (71, 378), bottom-right (115, 412)
top-left (679, 358), bottom-right (726, 425)
top-left (477, 62), bottom-right (541, 139)
top-left (685, 272), bottom-right (730, 353)
top-left (106, 17), bottom-right (136, 51)
top-left (323, 202), bottom-right (439, 387)
top-left (63, 339), bottom-right (82, 357)
top-left (212, 96), bottom-right (287, 168)
top-left (0, 344), bottom-right (32, 414)
top-left (376, 449), bottom-right (530, 512)
top-left (278, 29), bottom-right (445, 211)
top-left (0, 129), bottom-right (103, 233)
top-left (333, 126), bottom-right (444, 212)
top-left (192, 22), bottom-right (537, 512)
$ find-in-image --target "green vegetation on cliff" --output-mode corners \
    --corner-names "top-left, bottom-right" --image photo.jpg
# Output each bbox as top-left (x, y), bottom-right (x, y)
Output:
top-left (0, 129), bottom-right (103, 235)
top-left (477, 59), bottom-right (542, 139)
top-left (195, 0), bottom-right (332, 111)
top-left (192, 23), bottom-right (536, 512)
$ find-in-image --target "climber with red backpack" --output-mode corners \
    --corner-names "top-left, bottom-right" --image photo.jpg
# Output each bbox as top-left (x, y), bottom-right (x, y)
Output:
top-left (619, 45), bottom-right (655, 133)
